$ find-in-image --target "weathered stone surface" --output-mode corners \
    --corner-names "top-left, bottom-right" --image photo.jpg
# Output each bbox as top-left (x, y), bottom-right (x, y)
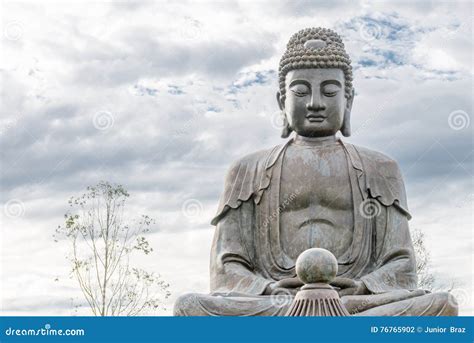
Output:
top-left (174, 27), bottom-right (458, 317)
top-left (295, 248), bottom-right (337, 285)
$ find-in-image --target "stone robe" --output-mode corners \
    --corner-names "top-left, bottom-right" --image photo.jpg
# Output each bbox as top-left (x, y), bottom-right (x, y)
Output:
top-left (174, 139), bottom-right (458, 316)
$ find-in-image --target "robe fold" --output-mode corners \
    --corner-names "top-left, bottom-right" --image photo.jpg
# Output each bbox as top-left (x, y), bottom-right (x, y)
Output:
top-left (210, 139), bottom-right (417, 296)
top-left (173, 139), bottom-right (458, 316)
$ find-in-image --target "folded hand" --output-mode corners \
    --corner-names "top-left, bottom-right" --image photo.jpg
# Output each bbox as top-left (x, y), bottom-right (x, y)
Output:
top-left (264, 277), bottom-right (304, 295)
top-left (330, 277), bottom-right (368, 296)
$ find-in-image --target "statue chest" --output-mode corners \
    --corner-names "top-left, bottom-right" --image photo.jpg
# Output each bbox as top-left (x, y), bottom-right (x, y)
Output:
top-left (278, 143), bottom-right (354, 259)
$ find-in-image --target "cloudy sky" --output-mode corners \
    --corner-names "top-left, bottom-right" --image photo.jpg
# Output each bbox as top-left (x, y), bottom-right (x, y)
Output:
top-left (1, 0), bottom-right (472, 316)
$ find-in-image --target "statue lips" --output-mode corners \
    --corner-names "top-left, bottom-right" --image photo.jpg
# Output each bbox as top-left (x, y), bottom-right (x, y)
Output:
top-left (306, 113), bottom-right (327, 122)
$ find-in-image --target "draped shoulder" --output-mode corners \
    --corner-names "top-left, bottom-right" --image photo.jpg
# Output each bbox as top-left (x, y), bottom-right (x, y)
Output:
top-left (352, 144), bottom-right (411, 219)
top-left (210, 144), bottom-right (287, 226)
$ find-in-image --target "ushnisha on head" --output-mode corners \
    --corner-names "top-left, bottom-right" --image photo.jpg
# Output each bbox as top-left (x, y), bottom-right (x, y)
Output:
top-left (277, 27), bottom-right (354, 138)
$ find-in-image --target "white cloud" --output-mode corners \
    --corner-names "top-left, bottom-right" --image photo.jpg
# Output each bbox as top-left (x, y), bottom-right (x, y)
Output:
top-left (1, 0), bottom-right (472, 316)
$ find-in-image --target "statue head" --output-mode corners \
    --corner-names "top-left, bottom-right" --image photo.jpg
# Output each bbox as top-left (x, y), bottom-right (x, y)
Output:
top-left (277, 28), bottom-right (354, 138)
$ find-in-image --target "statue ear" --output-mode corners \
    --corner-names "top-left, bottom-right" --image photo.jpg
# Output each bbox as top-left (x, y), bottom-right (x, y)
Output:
top-left (276, 91), bottom-right (284, 110)
top-left (341, 88), bottom-right (354, 137)
top-left (276, 91), bottom-right (292, 138)
top-left (281, 116), bottom-right (292, 138)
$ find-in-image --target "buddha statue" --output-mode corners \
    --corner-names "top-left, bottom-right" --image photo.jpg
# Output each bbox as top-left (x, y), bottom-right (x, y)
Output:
top-left (174, 27), bottom-right (458, 316)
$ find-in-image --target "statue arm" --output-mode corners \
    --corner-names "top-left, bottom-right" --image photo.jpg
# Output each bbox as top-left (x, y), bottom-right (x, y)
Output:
top-left (360, 205), bottom-right (418, 294)
top-left (355, 149), bottom-right (416, 293)
top-left (210, 203), bottom-right (272, 295)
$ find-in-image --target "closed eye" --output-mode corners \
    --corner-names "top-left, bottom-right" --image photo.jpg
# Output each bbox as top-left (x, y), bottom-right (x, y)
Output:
top-left (322, 84), bottom-right (340, 97)
top-left (290, 84), bottom-right (310, 97)
top-left (293, 91), bottom-right (309, 97)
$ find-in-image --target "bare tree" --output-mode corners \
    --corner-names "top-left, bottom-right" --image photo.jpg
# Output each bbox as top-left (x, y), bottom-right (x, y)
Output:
top-left (411, 227), bottom-right (453, 292)
top-left (411, 227), bottom-right (435, 290)
top-left (55, 181), bottom-right (170, 316)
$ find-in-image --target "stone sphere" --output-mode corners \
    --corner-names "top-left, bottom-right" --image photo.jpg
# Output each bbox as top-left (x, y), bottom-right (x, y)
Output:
top-left (295, 248), bottom-right (338, 284)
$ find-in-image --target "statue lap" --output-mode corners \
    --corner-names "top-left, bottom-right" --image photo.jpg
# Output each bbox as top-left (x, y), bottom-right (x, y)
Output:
top-left (174, 291), bottom-right (458, 316)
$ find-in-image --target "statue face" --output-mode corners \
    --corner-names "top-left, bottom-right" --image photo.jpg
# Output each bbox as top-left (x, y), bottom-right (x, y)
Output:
top-left (279, 68), bottom-right (351, 137)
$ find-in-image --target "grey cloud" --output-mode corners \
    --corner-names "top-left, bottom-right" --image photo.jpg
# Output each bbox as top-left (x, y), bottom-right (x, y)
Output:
top-left (1, 0), bottom-right (472, 315)
top-left (57, 29), bottom-right (278, 86)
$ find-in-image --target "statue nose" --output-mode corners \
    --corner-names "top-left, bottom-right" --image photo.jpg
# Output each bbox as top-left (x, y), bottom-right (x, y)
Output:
top-left (307, 91), bottom-right (325, 111)
top-left (306, 101), bottom-right (326, 112)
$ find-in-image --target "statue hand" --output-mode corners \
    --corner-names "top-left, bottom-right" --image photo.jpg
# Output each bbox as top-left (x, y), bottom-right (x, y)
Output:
top-left (264, 277), bottom-right (304, 295)
top-left (331, 277), bottom-right (368, 296)
top-left (275, 277), bottom-right (304, 289)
